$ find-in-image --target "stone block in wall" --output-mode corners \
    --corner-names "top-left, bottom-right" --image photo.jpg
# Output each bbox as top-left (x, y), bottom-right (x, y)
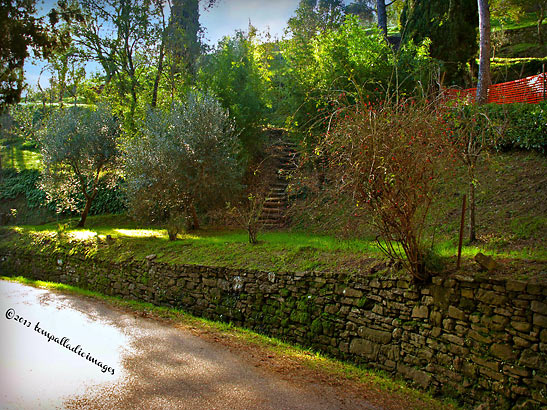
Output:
top-left (503, 364), bottom-right (531, 378)
top-left (411, 305), bottom-right (428, 319)
top-left (479, 366), bottom-right (505, 382)
top-left (397, 363), bottom-right (432, 389)
top-left (431, 285), bottom-right (450, 309)
top-left (514, 336), bottom-right (532, 348)
top-left (519, 349), bottom-right (546, 369)
top-left (476, 289), bottom-right (507, 305)
top-left (429, 310), bottom-right (442, 327)
top-left (448, 306), bottom-right (466, 321)
top-left (530, 300), bottom-right (547, 316)
top-left (202, 278), bottom-right (217, 287)
top-left (526, 282), bottom-right (543, 295)
top-left (447, 343), bottom-right (469, 356)
top-left (533, 314), bottom-right (547, 328)
top-left (349, 338), bottom-right (379, 360)
top-left (491, 343), bottom-right (518, 361)
top-left (461, 288), bottom-right (474, 299)
top-left (481, 314), bottom-right (510, 331)
top-left (468, 329), bottom-right (492, 344)
top-left (506, 280), bottom-right (527, 292)
top-left (357, 326), bottom-right (392, 344)
top-left (443, 333), bottom-right (465, 346)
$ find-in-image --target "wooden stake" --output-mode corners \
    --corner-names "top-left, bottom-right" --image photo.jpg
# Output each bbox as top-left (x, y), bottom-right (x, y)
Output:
top-left (543, 64), bottom-right (546, 102)
top-left (457, 194), bottom-right (467, 269)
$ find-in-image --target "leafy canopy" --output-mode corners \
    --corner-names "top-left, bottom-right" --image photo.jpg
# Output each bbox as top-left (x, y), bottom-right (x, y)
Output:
top-left (40, 104), bottom-right (121, 226)
top-left (124, 91), bottom-right (243, 228)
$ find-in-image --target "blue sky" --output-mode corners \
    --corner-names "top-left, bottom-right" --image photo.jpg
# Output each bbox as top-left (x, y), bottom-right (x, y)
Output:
top-left (24, 0), bottom-right (305, 89)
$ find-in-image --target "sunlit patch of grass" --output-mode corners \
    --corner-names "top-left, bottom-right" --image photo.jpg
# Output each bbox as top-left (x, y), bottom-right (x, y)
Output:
top-left (3, 210), bottom-right (545, 275)
top-left (1, 146), bottom-right (43, 171)
top-left (68, 230), bottom-right (98, 240)
top-left (1, 217), bottom-right (384, 273)
top-left (113, 228), bottom-right (165, 238)
top-left (492, 12), bottom-right (547, 31)
top-left (433, 240), bottom-right (547, 262)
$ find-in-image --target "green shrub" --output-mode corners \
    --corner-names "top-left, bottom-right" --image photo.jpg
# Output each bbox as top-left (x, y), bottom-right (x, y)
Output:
top-left (484, 102), bottom-right (547, 153)
top-left (124, 91), bottom-right (243, 230)
top-left (490, 57), bottom-right (547, 83)
top-left (198, 31), bottom-right (268, 155)
top-left (0, 169), bottom-right (50, 210)
top-left (281, 15), bottom-right (437, 143)
top-left (0, 169), bottom-right (126, 216)
top-left (40, 104), bottom-right (121, 227)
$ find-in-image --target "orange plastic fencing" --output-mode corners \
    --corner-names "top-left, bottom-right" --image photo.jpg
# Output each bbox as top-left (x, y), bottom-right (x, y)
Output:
top-left (443, 72), bottom-right (547, 104)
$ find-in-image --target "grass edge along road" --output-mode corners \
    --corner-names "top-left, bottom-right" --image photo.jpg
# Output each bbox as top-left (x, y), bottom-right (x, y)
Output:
top-left (0, 276), bottom-right (460, 410)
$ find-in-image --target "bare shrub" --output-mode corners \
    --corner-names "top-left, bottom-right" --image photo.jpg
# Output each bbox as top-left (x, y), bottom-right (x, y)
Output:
top-left (227, 155), bottom-right (277, 244)
top-left (322, 98), bottom-right (455, 282)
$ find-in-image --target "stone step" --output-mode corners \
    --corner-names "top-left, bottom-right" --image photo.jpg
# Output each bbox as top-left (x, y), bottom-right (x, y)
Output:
top-left (263, 199), bottom-right (286, 205)
top-left (261, 212), bottom-right (283, 218)
top-left (262, 203), bottom-right (287, 211)
top-left (273, 151), bottom-right (298, 159)
top-left (265, 193), bottom-right (286, 200)
top-left (263, 205), bottom-right (286, 212)
top-left (260, 220), bottom-right (285, 226)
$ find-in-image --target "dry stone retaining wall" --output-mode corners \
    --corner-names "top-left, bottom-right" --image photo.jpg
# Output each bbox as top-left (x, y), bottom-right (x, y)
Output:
top-left (1, 250), bottom-right (545, 409)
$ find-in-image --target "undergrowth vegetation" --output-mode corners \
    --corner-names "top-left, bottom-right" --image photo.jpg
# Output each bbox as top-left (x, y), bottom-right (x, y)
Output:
top-left (1, 4), bottom-right (546, 283)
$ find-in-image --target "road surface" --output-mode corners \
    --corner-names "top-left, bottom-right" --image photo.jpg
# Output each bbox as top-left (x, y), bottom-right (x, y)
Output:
top-left (0, 280), bottom-right (382, 410)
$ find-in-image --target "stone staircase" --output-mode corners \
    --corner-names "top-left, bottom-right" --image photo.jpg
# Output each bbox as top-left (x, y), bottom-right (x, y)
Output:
top-left (259, 140), bottom-right (299, 228)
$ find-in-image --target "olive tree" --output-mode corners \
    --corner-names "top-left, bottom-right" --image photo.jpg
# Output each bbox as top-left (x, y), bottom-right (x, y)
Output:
top-left (124, 92), bottom-right (242, 233)
top-left (40, 104), bottom-right (121, 227)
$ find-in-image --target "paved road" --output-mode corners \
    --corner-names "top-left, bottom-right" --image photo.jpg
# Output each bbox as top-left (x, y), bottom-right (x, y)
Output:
top-left (0, 280), bottom-right (380, 410)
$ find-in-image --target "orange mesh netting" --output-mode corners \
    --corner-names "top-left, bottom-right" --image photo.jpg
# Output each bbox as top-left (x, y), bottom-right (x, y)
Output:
top-left (444, 72), bottom-right (547, 104)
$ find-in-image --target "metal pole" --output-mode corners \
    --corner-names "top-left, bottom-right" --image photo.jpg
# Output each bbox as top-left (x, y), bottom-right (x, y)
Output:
top-left (457, 194), bottom-right (467, 269)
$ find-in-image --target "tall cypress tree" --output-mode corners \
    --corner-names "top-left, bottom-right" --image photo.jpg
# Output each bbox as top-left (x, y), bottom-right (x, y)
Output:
top-left (167, 0), bottom-right (202, 78)
top-left (401, 0), bottom-right (478, 85)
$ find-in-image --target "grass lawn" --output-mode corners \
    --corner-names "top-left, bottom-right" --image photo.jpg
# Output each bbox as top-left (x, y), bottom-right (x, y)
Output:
top-left (1, 210), bottom-right (545, 280)
top-left (1, 139), bottom-right (42, 171)
top-left (492, 12), bottom-right (547, 32)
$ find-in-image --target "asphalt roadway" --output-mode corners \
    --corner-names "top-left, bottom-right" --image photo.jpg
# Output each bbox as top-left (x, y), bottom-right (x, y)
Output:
top-left (0, 280), bottom-right (381, 410)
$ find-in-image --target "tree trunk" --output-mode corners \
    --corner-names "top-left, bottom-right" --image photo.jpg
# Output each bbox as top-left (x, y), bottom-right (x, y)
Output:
top-left (152, 5), bottom-right (167, 108)
top-left (468, 179), bottom-right (476, 243)
top-left (151, 38), bottom-right (165, 108)
top-left (538, 5), bottom-right (545, 45)
top-left (377, 0), bottom-right (388, 37)
top-left (78, 196), bottom-right (93, 227)
top-left (187, 203), bottom-right (200, 230)
top-left (476, 0), bottom-right (491, 105)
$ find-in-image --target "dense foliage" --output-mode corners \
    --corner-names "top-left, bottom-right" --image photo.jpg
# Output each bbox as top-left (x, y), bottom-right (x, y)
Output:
top-left (401, 0), bottom-right (479, 85)
top-left (282, 15), bottom-right (437, 143)
top-left (199, 31), bottom-right (268, 155)
top-left (124, 92), bottom-right (243, 232)
top-left (40, 104), bottom-right (121, 226)
top-left (486, 101), bottom-right (547, 153)
top-left (0, 169), bottom-right (126, 217)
